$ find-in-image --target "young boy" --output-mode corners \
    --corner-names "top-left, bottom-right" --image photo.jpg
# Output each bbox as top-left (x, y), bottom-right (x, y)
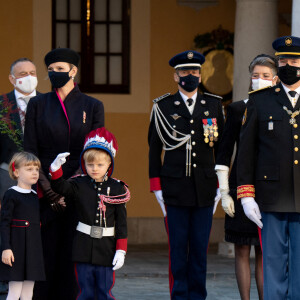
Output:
top-left (49, 127), bottom-right (130, 300)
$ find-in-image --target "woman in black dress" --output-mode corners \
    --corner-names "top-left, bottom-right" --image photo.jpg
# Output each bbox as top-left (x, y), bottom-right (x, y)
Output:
top-left (24, 48), bottom-right (105, 300)
top-left (0, 152), bottom-right (45, 300)
top-left (215, 54), bottom-right (278, 300)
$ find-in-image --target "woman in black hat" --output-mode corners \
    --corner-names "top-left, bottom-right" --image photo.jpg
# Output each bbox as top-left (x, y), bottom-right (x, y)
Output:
top-left (24, 48), bottom-right (105, 300)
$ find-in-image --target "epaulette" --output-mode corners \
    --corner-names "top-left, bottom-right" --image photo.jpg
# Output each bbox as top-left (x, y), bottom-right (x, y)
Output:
top-left (153, 93), bottom-right (171, 103)
top-left (71, 174), bottom-right (87, 178)
top-left (111, 177), bottom-right (129, 187)
top-left (203, 92), bottom-right (223, 100)
top-left (248, 86), bottom-right (271, 95)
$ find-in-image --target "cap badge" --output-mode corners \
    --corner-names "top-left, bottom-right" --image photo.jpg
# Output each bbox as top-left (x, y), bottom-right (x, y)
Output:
top-left (187, 52), bottom-right (194, 59)
top-left (204, 111), bottom-right (209, 116)
top-left (275, 88), bottom-right (280, 93)
top-left (285, 37), bottom-right (292, 46)
top-left (174, 101), bottom-right (181, 106)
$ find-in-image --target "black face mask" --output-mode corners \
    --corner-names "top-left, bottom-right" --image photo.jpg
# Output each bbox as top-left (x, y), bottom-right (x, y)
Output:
top-left (178, 74), bottom-right (200, 92)
top-left (278, 64), bottom-right (300, 85)
top-left (48, 71), bottom-right (71, 88)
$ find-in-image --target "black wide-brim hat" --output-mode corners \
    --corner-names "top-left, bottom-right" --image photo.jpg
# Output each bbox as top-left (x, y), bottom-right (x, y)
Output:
top-left (44, 48), bottom-right (80, 67)
top-left (273, 36), bottom-right (300, 57)
top-left (169, 50), bottom-right (205, 70)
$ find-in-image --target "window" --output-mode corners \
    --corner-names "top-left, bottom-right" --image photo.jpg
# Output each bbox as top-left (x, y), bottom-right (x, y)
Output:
top-left (52, 0), bottom-right (130, 93)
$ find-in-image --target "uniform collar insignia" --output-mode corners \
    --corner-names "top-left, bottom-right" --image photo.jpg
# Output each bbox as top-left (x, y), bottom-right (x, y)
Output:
top-left (174, 101), bottom-right (181, 106)
top-left (171, 113), bottom-right (181, 120)
top-left (204, 111), bottom-right (209, 116)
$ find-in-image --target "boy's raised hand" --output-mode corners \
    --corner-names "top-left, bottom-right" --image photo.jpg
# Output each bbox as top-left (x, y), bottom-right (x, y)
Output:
top-left (2, 249), bottom-right (14, 267)
top-left (50, 152), bottom-right (70, 172)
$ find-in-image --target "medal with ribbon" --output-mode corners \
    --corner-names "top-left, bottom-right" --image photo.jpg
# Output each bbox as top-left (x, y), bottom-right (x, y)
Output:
top-left (203, 118), bottom-right (218, 147)
top-left (283, 106), bottom-right (300, 125)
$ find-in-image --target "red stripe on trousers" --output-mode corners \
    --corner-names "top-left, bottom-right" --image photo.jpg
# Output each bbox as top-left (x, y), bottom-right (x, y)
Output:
top-left (164, 215), bottom-right (174, 300)
top-left (258, 226), bottom-right (263, 280)
top-left (74, 263), bottom-right (82, 300)
top-left (109, 271), bottom-right (116, 300)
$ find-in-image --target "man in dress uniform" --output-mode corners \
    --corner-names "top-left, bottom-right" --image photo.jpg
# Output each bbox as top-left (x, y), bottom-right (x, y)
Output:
top-left (0, 58), bottom-right (38, 202)
top-left (148, 50), bottom-right (224, 300)
top-left (237, 36), bottom-right (300, 299)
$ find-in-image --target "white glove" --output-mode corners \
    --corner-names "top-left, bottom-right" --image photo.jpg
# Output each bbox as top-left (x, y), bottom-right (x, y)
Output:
top-left (221, 192), bottom-right (235, 218)
top-left (112, 250), bottom-right (126, 271)
top-left (215, 167), bottom-right (235, 217)
top-left (241, 197), bottom-right (263, 228)
top-left (154, 190), bottom-right (167, 217)
top-left (213, 188), bottom-right (221, 214)
top-left (50, 152), bottom-right (70, 172)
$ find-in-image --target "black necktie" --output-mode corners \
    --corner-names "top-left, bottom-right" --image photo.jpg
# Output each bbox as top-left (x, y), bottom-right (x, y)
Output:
top-left (289, 91), bottom-right (297, 98)
top-left (187, 98), bottom-right (194, 106)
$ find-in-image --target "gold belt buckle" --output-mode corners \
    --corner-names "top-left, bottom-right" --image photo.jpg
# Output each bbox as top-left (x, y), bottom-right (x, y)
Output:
top-left (90, 226), bottom-right (103, 239)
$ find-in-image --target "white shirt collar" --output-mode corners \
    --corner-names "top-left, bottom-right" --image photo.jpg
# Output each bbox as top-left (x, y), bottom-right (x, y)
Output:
top-left (179, 91), bottom-right (197, 114)
top-left (14, 89), bottom-right (36, 100)
top-left (10, 186), bottom-right (37, 194)
top-left (281, 84), bottom-right (300, 97)
top-left (179, 90), bottom-right (197, 103)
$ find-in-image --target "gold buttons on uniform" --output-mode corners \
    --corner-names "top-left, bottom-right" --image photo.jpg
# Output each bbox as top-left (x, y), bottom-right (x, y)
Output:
top-left (191, 130), bottom-right (195, 134)
top-left (294, 124), bottom-right (298, 128)
top-left (25, 222), bottom-right (28, 225)
top-left (294, 135), bottom-right (298, 139)
top-left (295, 160), bottom-right (299, 165)
top-left (192, 153), bottom-right (196, 157)
top-left (269, 116), bottom-right (273, 119)
top-left (264, 176), bottom-right (267, 179)
top-left (96, 220), bottom-right (99, 223)
top-left (193, 164), bottom-right (197, 168)
top-left (295, 147), bottom-right (299, 152)
top-left (192, 141), bottom-right (196, 145)
top-left (190, 119), bottom-right (194, 124)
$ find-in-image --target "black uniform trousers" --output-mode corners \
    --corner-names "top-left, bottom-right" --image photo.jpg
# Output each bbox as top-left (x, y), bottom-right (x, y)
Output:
top-left (165, 204), bottom-right (213, 300)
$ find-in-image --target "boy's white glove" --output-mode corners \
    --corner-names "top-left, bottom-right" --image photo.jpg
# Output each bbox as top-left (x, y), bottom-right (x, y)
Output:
top-left (112, 250), bottom-right (126, 271)
top-left (241, 197), bottom-right (263, 228)
top-left (50, 152), bottom-right (70, 172)
top-left (213, 188), bottom-right (221, 214)
top-left (153, 190), bottom-right (167, 217)
top-left (215, 167), bottom-right (235, 217)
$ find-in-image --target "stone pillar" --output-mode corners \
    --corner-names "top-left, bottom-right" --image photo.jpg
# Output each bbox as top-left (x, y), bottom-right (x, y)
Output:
top-left (233, 0), bottom-right (278, 102)
top-left (292, 0), bottom-right (300, 37)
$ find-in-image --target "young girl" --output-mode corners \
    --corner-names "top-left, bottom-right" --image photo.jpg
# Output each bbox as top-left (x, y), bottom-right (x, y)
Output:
top-left (0, 152), bottom-right (45, 300)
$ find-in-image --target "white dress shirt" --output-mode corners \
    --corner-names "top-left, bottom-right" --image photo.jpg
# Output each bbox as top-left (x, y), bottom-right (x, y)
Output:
top-left (281, 84), bottom-right (300, 108)
top-left (179, 91), bottom-right (197, 114)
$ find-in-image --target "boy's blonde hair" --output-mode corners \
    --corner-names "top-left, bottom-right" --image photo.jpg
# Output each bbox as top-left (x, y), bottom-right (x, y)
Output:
top-left (83, 149), bottom-right (111, 164)
top-left (9, 152), bottom-right (41, 180)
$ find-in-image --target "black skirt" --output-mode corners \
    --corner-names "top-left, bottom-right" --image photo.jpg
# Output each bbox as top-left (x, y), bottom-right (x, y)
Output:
top-left (224, 190), bottom-right (260, 246)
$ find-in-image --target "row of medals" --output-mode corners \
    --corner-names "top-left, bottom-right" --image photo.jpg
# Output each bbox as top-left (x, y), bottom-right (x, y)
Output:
top-left (204, 124), bottom-right (218, 147)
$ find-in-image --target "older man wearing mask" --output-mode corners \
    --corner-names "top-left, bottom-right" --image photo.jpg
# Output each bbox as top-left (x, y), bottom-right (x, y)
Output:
top-left (0, 57), bottom-right (38, 202)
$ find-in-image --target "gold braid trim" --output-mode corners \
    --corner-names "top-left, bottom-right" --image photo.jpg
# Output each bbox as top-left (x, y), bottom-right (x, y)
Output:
top-left (237, 185), bottom-right (255, 199)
